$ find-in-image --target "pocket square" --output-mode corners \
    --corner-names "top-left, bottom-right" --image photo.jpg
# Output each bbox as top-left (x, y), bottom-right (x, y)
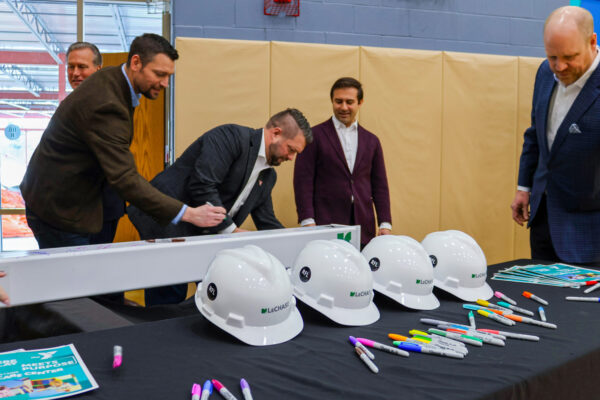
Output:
top-left (569, 123), bottom-right (582, 134)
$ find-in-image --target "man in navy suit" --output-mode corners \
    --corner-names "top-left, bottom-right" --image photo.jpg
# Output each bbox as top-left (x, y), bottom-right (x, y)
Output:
top-left (128, 108), bottom-right (312, 305)
top-left (511, 6), bottom-right (600, 264)
top-left (294, 77), bottom-right (391, 248)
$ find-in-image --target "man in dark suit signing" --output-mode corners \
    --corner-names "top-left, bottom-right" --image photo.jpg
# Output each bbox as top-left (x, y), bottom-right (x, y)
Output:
top-left (128, 108), bottom-right (312, 305)
top-left (21, 33), bottom-right (226, 249)
top-left (293, 77), bottom-right (391, 248)
top-left (511, 6), bottom-right (600, 264)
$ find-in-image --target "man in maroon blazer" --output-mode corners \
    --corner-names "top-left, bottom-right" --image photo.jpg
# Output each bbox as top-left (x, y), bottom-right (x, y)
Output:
top-left (293, 77), bottom-right (392, 247)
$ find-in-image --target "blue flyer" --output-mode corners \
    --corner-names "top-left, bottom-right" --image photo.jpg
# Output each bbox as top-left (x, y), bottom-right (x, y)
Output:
top-left (0, 344), bottom-right (98, 399)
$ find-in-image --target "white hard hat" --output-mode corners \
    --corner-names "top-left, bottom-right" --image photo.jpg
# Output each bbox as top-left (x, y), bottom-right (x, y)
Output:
top-left (362, 235), bottom-right (440, 310)
top-left (421, 230), bottom-right (493, 301)
top-left (290, 239), bottom-right (380, 326)
top-left (195, 245), bottom-right (303, 346)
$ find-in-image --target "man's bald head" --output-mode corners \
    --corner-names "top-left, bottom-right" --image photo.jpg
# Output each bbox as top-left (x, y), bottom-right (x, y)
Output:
top-left (543, 6), bottom-right (597, 86)
top-left (545, 6), bottom-right (594, 40)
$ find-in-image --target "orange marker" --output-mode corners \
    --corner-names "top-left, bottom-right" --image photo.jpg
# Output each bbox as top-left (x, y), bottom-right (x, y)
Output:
top-left (522, 291), bottom-right (549, 305)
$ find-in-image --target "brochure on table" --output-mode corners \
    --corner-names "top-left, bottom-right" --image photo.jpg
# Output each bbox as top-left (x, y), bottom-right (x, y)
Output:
top-left (0, 344), bottom-right (98, 399)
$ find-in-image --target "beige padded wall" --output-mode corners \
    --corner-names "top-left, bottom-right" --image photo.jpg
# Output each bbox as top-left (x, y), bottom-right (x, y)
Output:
top-left (174, 38), bottom-right (270, 155)
top-left (174, 38), bottom-right (542, 263)
top-left (441, 52), bottom-right (518, 264)
top-left (514, 56), bottom-right (544, 259)
top-left (359, 47), bottom-right (442, 241)
top-left (269, 41), bottom-right (359, 228)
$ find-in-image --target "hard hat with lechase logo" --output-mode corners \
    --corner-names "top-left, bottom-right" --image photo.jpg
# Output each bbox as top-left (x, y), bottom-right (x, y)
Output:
top-left (362, 235), bottom-right (440, 310)
top-left (195, 245), bottom-right (303, 346)
top-left (290, 239), bottom-right (380, 326)
top-left (421, 230), bottom-right (493, 301)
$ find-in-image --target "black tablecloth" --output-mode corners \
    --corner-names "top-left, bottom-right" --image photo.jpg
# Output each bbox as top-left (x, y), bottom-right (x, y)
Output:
top-left (1, 259), bottom-right (599, 400)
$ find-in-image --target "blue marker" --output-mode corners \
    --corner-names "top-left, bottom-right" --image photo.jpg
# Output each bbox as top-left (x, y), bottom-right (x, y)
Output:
top-left (200, 380), bottom-right (213, 400)
top-left (393, 341), bottom-right (464, 359)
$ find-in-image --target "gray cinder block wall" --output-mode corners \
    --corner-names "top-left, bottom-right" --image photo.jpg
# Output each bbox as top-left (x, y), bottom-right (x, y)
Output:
top-left (173, 0), bottom-right (568, 57)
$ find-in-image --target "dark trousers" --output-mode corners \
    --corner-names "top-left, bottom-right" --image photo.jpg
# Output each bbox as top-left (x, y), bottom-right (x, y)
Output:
top-left (89, 219), bottom-right (119, 245)
top-left (26, 209), bottom-right (90, 249)
top-left (529, 195), bottom-right (560, 262)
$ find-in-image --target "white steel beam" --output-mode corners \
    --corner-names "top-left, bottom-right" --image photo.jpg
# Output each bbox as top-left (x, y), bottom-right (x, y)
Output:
top-left (0, 225), bottom-right (361, 307)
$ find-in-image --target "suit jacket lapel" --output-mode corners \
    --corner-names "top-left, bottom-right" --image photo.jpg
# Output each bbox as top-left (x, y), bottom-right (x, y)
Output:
top-left (353, 125), bottom-right (367, 176)
top-left (550, 66), bottom-right (600, 160)
top-left (538, 76), bottom-right (555, 159)
top-left (323, 118), bottom-right (351, 174)
top-left (240, 128), bottom-right (262, 189)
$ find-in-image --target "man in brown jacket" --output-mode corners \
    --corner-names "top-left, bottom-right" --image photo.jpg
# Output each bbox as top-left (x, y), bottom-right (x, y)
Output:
top-left (20, 34), bottom-right (225, 249)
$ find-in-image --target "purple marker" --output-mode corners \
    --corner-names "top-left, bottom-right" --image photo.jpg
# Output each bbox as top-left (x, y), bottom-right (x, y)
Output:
top-left (240, 379), bottom-right (253, 400)
top-left (349, 336), bottom-right (374, 360)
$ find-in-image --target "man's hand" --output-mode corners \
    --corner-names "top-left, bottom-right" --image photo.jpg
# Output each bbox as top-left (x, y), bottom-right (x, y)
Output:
top-left (182, 204), bottom-right (226, 227)
top-left (378, 228), bottom-right (392, 236)
top-left (302, 223), bottom-right (317, 227)
top-left (511, 190), bottom-right (530, 226)
top-left (233, 227), bottom-right (249, 233)
top-left (0, 271), bottom-right (9, 306)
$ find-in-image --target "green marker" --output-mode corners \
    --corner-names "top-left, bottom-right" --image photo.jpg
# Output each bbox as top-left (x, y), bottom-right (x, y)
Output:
top-left (428, 328), bottom-right (483, 346)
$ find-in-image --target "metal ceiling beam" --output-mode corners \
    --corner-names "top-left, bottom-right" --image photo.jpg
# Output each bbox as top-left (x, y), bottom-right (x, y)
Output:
top-left (0, 91), bottom-right (59, 100)
top-left (111, 4), bottom-right (128, 51)
top-left (0, 64), bottom-right (43, 97)
top-left (0, 100), bottom-right (30, 110)
top-left (0, 51), bottom-right (59, 65)
top-left (4, 0), bottom-right (64, 64)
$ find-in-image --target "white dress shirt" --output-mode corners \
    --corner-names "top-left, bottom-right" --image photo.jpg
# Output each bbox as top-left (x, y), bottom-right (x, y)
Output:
top-left (301, 116), bottom-right (392, 231)
top-left (518, 47), bottom-right (600, 193)
top-left (220, 129), bottom-right (270, 233)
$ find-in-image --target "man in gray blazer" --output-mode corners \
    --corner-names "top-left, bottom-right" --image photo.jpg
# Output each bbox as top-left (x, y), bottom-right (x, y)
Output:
top-left (128, 108), bottom-right (312, 305)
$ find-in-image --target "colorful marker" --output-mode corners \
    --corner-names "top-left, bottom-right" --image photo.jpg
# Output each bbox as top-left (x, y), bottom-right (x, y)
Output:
top-left (112, 345), bottom-right (122, 368)
top-left (476, 299), bottom-right (513, 313)
top-left (192, 383), bottom-right (202, 400)
top-left (201, 380), bottom-right (213, 400)
top-left (584, 282), bottom-right (600, 294)
top-left (427, 328), bottom-right (483, 346)
top-left (522, 291), bottom-right (548, 305)
top-left (435, 323), bottom-right (506, 340)
top-left (355, 346), bottom-right (379, 373)
top-left (388, 333), bottom-right (467, 355)
top-left (410, 335), bottom-right (469, 355)
top-left (468, 311), bottom-right (476, 328)
top-left (240, 379), bottom-right (253, 400)
top-left (356, 338), bottom-right (409, 357)
top-left (494, 290), bottom-right (517, 305)
top-left (393, 341), bottom-right (464, 359)
top-left (420, 318), bottom-right (470, 327)
top-left (497, 301), bottom-right (534, 316)
top-left (477, 309), bottom-right (515, 326)
top-left (566, 296), bottom-right (600, 302)
top-left (538, 306), bottom-right (546, 322)
top-left (463, 304), bottom-right (513, 316)
top-left (445, 328), bottom-right (505, 346)
top-left (211, 380), bottom-right (239, 400)
top-left (349, 336), bottom-right (375, 360)
top-left (503, 313), bottom-right (557, 329)
top-left (477, 328), bottom-right (539, 341)
top-left (408, 330), bottom-right (467, 348)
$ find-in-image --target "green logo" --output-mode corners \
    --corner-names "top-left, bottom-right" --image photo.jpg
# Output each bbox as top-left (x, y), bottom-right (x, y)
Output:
top-left (337, 232), bottom-right (352, 242)
top-left (261, 308), bottom-right (267, 314)
top-left (350, 291), bottom-right (356, 297)
top-left (471, 272), bottom-right (486, 279)
top-left (350, 290), bottom-right (370, 297)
